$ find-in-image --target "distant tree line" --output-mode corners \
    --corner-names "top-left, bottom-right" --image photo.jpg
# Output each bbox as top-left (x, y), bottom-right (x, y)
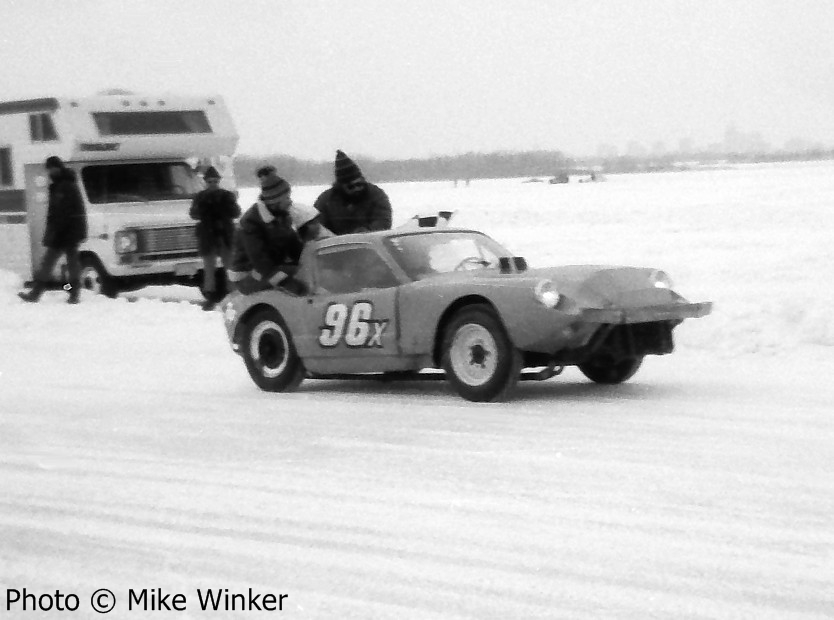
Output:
top-left (234, 148), bottom-right (834, 186)
top-left (234, 151), bottom-right (576, 186)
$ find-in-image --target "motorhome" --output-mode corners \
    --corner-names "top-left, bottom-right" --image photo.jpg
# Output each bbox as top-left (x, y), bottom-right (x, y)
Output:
top-left (0, 92), bottom-right (239, 296)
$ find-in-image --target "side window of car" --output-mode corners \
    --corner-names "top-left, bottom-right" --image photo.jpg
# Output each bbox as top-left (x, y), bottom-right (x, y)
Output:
top-left (316, 247), bottom-right (399, 294)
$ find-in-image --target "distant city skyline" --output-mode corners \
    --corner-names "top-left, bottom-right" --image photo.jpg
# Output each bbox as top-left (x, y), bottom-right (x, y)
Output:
top-left (592, 124), bottom-right (830, 162)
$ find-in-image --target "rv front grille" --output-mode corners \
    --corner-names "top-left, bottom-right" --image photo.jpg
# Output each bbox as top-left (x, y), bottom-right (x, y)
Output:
top-left (138, 225), bottom-right (198, 255)
top-left (137, 251), bottom-right (200, 262)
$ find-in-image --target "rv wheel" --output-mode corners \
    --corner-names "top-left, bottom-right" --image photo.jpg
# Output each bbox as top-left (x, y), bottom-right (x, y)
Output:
top-left (80, 255), bottom-right (118, 298)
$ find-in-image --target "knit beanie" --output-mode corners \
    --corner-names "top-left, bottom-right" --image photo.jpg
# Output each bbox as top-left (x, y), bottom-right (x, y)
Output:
top-left (204, 166), bottom-right (221, 180)
top-left (45, 155), bottom-right (64, 169)
top-left (260, 170), bottom-right (291, 209)
top-left (334, 150), bottom-right (363, 185)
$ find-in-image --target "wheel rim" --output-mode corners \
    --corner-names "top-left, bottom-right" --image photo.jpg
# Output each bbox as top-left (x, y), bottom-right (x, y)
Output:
top-left (449, 323), bottom-right (498, 386)
top-left (80, 266), bottom-right (102, 294)
top-left (249, 320), bottom-right (289, 378)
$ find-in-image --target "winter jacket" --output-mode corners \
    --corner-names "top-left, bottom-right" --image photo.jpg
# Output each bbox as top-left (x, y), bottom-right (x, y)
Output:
top-left (229, 202), bottom-right (303, 286)
top-left (189, 187), bottom-right (241, 254)
top-left (44, 168), bottom-right (87, 249)
top-left (313, 183), bottom-right (392, 235)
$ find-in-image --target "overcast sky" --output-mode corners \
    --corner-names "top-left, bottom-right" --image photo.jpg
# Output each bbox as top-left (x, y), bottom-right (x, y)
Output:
top-left (2, 0), bottom-right (833, 159)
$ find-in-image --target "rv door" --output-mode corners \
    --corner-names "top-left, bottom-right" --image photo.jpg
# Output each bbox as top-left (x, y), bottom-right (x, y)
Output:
top-left (24, 163), bottom-right (54, 281)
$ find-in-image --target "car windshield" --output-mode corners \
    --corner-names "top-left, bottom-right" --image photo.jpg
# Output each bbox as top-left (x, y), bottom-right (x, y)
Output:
top-left (385, 231), bottom-right (510, 281)
top-left (81, 162), bottom-right (202, 204)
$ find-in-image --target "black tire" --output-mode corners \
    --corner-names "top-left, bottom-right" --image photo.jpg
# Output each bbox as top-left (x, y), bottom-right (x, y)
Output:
top-left (241, 308), bottom-right (305, 392)
top-left (578, 356), bottom-right (643, 384)
top-left (441, 304), bottom-right (522, 402)
top-left (79, 255), bottom-right (119, 298)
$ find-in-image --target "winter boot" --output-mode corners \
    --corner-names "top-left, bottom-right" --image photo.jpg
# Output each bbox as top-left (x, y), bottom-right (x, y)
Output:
top-left (201, 289), bottom-right (221, 311)
top-left (67, 283), bottom-right (81, 304)
top-left (18, 283), bottom-right (45, 303)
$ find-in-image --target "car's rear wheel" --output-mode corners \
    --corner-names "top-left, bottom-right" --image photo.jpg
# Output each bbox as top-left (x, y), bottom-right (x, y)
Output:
top-left (241, 309), bottom-right (305, 392)
top-left (441, 304), bottom-right (522, 402)
top-left (578, 356), bottom-right (643, 384)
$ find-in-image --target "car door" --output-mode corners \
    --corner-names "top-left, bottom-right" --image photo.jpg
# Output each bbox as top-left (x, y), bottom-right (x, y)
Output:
top-left (297, 243), bottom-right (402, 374)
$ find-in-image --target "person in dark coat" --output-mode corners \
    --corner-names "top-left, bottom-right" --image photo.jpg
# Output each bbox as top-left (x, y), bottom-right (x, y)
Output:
top-left (227, 166), bottom-right (304, 295)
top-left (18, 156), bottom-right (87, 304)
top-left (189, 166), bottom-right (240, 309)
top-left (313, 150), bottom-right (392, 235)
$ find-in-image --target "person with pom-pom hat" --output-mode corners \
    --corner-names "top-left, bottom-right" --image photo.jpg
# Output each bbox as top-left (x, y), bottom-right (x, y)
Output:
top-left (226, 165), bottom-right (305, 297)
top-left (313, 150), bottom-right (392, 235)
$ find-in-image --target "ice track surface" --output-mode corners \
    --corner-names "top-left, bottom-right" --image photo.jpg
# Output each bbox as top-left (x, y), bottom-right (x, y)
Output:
top-left (2, 162), bottom-right (834, 618)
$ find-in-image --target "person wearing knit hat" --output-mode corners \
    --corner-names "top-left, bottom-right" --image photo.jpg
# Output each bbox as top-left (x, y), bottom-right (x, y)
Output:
top-left (18, 156), bottom-right (87, 304)
top-left (226, 167), bottom-right (305, 296)
top-left (258, 168), bottom-right (292, 212)
top-left (189, 165), bottom-right (241, 310)
top-left (313, 150), bottom-right (392, 236)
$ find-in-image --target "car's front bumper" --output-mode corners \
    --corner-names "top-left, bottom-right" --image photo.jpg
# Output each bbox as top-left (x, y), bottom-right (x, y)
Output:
top-left (580, 301), bottom-right (713, 324)
top-left (512, 300), bottom-right (713, 354)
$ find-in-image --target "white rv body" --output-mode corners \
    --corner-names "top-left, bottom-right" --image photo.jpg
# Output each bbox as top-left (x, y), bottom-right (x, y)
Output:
top-left (0, 93), bottom-right (239, 291)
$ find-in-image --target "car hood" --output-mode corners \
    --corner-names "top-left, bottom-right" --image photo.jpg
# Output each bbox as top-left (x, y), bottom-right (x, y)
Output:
top-left (425, 264), bottom-right (677, 308)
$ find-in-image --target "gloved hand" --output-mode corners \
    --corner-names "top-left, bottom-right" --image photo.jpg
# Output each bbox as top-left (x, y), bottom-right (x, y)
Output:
top-left (279, 276), bottom-right (307, 296)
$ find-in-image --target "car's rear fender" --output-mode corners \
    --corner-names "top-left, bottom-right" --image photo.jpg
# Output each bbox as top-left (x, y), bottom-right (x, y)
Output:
top-left (229, 298), bottom-right (310, 359)
top-left (231, 302), bottom-right (278, 350)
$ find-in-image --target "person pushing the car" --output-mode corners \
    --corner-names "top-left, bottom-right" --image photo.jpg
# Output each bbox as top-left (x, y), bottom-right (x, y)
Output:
top-left (314, 150), bottom-right (392, 235)
top-left (227, 165), bottom-right (305, 295)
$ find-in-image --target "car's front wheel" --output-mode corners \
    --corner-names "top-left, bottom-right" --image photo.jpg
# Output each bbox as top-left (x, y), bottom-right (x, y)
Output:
top-left (578, 356), bottom-right (643, 384)
top-left (241, 309), bottom-right (305, 392)
top-left (441, 304), bottom-right (522, 402)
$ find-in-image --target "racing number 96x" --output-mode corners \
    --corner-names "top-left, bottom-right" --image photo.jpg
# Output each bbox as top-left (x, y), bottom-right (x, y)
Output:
top-left (319, 302), bottom-right (389, 348)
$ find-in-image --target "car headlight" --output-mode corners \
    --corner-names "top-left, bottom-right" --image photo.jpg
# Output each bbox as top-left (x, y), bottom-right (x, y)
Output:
top-left (534, 279), bottom-right (561, 308)
top-left (650, 270), bottom-right (673, 289)
top-left (114, 230), bottom-right (138, 254)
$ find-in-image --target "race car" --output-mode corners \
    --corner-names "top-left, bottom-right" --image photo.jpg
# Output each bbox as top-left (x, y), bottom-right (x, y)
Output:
top-left (221, 227), bottom-right (712, 402)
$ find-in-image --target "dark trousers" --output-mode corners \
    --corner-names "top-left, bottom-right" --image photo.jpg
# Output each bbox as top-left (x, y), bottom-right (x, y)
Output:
top-left (36, 244), bottom-right (81, 288)
top-left (201, 241), bottom-right (232, 293)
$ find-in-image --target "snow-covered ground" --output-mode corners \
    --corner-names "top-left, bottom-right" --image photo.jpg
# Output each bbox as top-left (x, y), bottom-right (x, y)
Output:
top-left (1, 162), bottom-right (833, 618)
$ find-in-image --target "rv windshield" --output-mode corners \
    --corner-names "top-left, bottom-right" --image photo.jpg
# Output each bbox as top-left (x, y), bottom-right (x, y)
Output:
top-left (81, 162), bottom-right (202, 204)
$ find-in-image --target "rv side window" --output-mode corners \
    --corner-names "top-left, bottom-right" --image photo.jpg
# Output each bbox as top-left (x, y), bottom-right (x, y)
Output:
top-left (93, 111), bottom-right (212, 136)
top-left (0, 148), bottom-right (12, 186)
top-left (29, 113), bottom-right (58, 142)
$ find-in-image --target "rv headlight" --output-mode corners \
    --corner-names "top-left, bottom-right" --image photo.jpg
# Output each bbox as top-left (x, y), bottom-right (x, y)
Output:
top-left (114, 230), bottom-right (138, 254)
top-left (651, 270), bottom-right (673, 289)
top-left (534, 279), bottom-right (561, 309)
